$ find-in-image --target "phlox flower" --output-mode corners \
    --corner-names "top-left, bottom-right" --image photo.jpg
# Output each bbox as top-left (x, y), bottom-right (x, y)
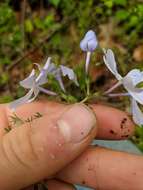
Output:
top-left (51, 65), bottom-right (79, 92)
top-left (103, 49), bottom-right (143, 125)
top-left (80, 30), bottom-right (98, 74)
top-left (9, 57), bottom-right (79, 110)
top-left (9, 58), bottom-right (57, 110)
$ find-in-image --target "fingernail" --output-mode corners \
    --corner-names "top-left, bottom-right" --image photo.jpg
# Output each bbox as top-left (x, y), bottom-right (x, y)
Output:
top-left (57, 104), bottom-right (96, 143)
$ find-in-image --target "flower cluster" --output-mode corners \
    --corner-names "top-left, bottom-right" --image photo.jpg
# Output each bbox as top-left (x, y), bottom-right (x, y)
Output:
top-left (80, 30), bottom-right (143, 126)
top-left (103, 49), bottom-right (143, 126)
top-left (9, 30), bottom-right (143, 126)
top-left (10, 57), bottom-right (78, 110)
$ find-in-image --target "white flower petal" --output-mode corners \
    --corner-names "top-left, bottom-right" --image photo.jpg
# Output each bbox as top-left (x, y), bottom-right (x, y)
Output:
top-left (48, 62), bottom-right (57, 73)
top-left (87, 40), bottom-right (98, 52)
top-left (80, 39), bottom-right (88, 52)
top-left (9, 89), bottom-right (34, 111)
top-left (36, 58), bottom-right (52, 85)
top-left (123, 72), bottom-right (143, 105)
top-left (123, 76), bottom-right (143, 93)
top-left (20, 69), bottom-right (36, 89)
top-left (80, 30), bottom-right (98, 52)
top-left (103, 49), bottom-right (122, 80)
top-left (55, 70), bottom-right (65, 92)
top-left (124, 69), bottom-right (143, 86)
top-left (36, 70), bottom-right (48, 86)
top-left (28, 87), bottom-right (40, 103)
top-left (60, 65), bottom-right (79, 86)
top-left (43, 57), bottom-right (52, 70)
top-left (131, 98), bottom-right (143, 126)
top-left (128, 90), bottom-right (143, 105)
top-left (123, 77), bottom-right (143, 104)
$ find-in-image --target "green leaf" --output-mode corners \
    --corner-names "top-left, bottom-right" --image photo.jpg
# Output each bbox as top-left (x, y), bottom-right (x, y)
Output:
top-left (113, 0), bottom-right (127, 6)
top-left (25, 19), bottom-right (34, 33)
top-left (0, 57), bottom-right (11, 66)
top-left (44, 14), bottom-right (54, 28)
top-left (129, 15), bottom-right (139, 27)
top-left (115, 10), bottom-right (129, 21)
top-left (34, 17), bottom-right (44, 30)
top-left (0, 95), bottom-right (13, 103)
top-left (136, 81), bottom-right (143, 88)
top-left (49, 0), bottom-right (61, 7)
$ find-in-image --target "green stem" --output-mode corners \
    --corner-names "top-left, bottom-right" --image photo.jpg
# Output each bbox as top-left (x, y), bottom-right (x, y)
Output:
top-left (80, 96), bottom-right (89, 103)
top-left (80, 92), bottom-right (101, 104)
top-left (86, 77), bottom-right (90, 96)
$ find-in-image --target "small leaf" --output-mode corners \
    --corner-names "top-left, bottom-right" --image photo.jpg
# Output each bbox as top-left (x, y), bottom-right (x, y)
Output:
top-left (25, 19), bottom-right (34, 33)
top-left (129, 16), bottom-right (139, 27)
top-left (136, 81), bottom-right (143, 88)
top-left (44, 14), bottom-right (54, 28)
top-left (115, 10), bottom-right (129, 21)
top-left (113, 0), bottom-right (127, 6)
top-left (34, 17), bottom-right (44, 30)
top-left (49, 0), bottom-right (61, 7)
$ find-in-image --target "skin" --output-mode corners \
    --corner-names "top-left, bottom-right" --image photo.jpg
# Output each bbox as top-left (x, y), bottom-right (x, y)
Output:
top-left (0, 101), bottom-right (142, 190)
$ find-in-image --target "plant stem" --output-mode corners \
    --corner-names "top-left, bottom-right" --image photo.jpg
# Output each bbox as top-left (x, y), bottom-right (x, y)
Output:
top-left (108, 92), bottom-right (129, 97)
top-left (86, 77), bottom-right (90, 96)
top-left (80, 96), bottom-right (89, 103)
top-left (104, 81), bottom-right (122, 95)
top-left (39, 87), bottom-right (57, 96)
top-left (85, 51), bottom-right (91, 74)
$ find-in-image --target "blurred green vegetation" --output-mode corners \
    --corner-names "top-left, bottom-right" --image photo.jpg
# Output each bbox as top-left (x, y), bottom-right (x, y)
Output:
top-left (1, 0), bottom-right (143, 151)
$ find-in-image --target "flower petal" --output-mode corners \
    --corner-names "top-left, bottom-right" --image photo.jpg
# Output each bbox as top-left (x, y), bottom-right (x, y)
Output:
top-left (48, 62), bottom-right (57, 73)
top-left (124, 77), bottom-right (143, 104)
top-left (80, 30), bottom-right (98, 52)
top-left (55, 72), bottom-right (66, 92)
top-left (123, 76), bottom-right (143, 93)
top-left (43, 57), bottom-right (52, 70)
top-left (20, 69), bottom-right (36, 89)
top-left (124, 69), bottom-right (143, 86)
top-left (103, 49), bottom-right (122, 80)
top-left (60, 65), bottom-right (79, 86)
top-left (9, 89), bottom-right (34, 111)
top-left (36, 58), bottom-right (53, 85)
top-left (131, 98), bottom-right (143, 126)
top-left (36, 69), bottom-right (48, 86)
top-left (27, 87), bottom-right (40, 103)
top-left (127, 90), bottom-right (143, 105)
top-left (122, 70), bottom-right (143, 105)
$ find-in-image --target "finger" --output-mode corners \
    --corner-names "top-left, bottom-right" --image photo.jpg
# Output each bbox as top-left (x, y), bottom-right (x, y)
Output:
top-left (0, 104), bottom-right (97, 190)
top-left (46, 179), bottom-right (76, 190)
top-left (57, 146), bottom-right (143, 190)
top-left (3, 101), bottom-right (134, 140)
top-left (90, 104), bottom-right (135, 139)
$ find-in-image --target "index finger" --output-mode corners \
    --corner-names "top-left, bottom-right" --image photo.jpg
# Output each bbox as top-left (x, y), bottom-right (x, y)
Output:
top-left (57, 146), bottom-right (143, 190)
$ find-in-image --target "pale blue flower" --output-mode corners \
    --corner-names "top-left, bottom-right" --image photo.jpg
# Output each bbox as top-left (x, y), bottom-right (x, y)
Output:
top-left (80, 30), bottom-right (98, 74)
top-left (131, 98), bottom-right (143, 126)
top-left (9, 57), bottom-right (79, 110)
top-left (80, 30), bottom-right (98, 52)
top-left (103, 48), bottom-right (143, 125)
top-left (9, 58), bottom-right (57, 110)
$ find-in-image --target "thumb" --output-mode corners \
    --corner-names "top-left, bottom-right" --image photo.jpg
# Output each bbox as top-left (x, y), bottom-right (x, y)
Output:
top-left (0, 103), bottom-right (97, 190)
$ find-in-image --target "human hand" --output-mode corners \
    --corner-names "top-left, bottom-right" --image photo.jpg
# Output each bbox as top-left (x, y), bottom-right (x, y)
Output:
top-left (0, 101), bottom-right (140, 190)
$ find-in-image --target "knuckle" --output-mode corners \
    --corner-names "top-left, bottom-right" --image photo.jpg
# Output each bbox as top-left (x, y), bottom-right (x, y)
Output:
top-left (1, 126), bottom-right (39, 169)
